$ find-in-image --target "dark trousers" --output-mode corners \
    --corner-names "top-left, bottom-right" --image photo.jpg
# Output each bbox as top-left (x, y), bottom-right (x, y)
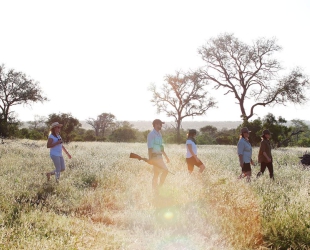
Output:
top-left (257, 162), bottom-right (274, 179)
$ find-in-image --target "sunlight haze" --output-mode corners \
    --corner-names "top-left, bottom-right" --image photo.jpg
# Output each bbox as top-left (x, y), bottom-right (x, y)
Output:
top-left (1, 0), bottom-right (309, 123)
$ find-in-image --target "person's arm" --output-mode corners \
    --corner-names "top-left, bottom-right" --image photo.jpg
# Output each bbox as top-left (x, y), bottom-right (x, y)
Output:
top-left (47, 137), bottom-right (62, 148)
top-left (263, 152), bottom-right (271, 162)
top-left (261, 141), bottom-right (271, 162)
top-left (62, 145), bottom-right (72, 159)
top-left (162, 150), bottom-right (170, 163)
top-left (238, 154), bottom-right (243, 168)
top-left (237, 141), bottom-right (244, 168)
top-left (147, 133), bottom-right (154, 160)
top-left (148, 148), bottom-right (153, 160)
top-left (187, 144), bottom-right (199, 162)
top-left (161, 145), bottom-right (170, 163)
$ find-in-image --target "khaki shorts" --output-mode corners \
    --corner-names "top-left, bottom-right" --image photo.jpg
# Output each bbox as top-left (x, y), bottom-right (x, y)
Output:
top-left (151, 155), bottom-right (168, 173)
top-left (186, 156), bottom-right (204, 172)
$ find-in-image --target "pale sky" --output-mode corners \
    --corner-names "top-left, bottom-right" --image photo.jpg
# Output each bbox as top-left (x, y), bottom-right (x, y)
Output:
top-left (1, 0), bottom-right (310, 123)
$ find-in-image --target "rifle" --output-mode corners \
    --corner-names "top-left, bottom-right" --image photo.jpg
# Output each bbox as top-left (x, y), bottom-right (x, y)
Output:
top-left (129, 152), bottom-right (175, 175)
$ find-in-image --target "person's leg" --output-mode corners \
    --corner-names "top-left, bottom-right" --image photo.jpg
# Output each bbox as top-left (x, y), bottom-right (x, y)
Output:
top-left (260, 162), bottom-right (267, 174)
top-left (46, 155), bottom-right (56, 181)
top-left (56, 157), bottom-right (66, 181)
top-left (199, 164), bottom-right (206, 173)
top-left (257, 162), bottom-right (267, 178)
top-left (50, 155), bottom-right (62, 181)
top-left (159, 169), bottom-right (168, 187)
top-left (186, 158), bottom-right (194, 174)
top-left (242, 163), bottom-right (251, 182)
top-left (46, 172), bottom-right (51, 181)
top-left (155, 157), bottom-right (168, 187)
top-left (267, 162), bottom-right (274, 179)
top-left (195, 159), bottom-right (205, 173)
top-left (245, 171), bottom-right (252, 182)
top-left (152, 166), bottom-right (160, 192)
top-left (238, 172), bottom-right (245, 179)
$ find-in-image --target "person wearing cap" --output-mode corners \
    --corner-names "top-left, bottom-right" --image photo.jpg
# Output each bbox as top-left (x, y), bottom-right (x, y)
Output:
top-left (237, 127), bottom-right (254, 182)
top-left (147, 119), bottom-right (170, 193)
top-left (46, 122), bottom-right (72, 182)
top-left (257, 129), bottom-right (274, 179)
top-left (186, 129), bottom-right (205, 174)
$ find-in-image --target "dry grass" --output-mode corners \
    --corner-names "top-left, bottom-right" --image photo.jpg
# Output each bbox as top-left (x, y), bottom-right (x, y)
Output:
top-left (0, 140), bottom-right (310, 249)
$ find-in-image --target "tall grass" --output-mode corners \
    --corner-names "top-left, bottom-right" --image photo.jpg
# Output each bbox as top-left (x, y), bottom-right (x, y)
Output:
top-left (0, 140), bottom-right (309, 249)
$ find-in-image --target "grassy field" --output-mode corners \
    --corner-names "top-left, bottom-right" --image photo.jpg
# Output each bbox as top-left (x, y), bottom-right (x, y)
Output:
top-left (1, 140), bottom-right (310, 249)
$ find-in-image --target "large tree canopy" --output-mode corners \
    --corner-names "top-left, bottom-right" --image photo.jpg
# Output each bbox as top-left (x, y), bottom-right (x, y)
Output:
top-left (47, 113), bottom-right (80, 142)
top-left (0, 64), bottom-right (47, 135)
top-left (198, 33), bottom-right (309, 122)
top-left (149, 70), bottom-right (216, 143)
top-left (86, 112), bottom-right (116, 137)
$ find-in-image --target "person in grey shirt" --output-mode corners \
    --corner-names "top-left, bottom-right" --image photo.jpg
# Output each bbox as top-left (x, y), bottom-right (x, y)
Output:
top-left (237, 127), bottom-right (254, 182)
top-left (147, 119), bottom-right (170, 194)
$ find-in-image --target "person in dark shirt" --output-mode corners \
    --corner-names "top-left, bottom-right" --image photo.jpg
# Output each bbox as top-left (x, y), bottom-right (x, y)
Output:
top-left (257, 129), bottom-right (274, 180)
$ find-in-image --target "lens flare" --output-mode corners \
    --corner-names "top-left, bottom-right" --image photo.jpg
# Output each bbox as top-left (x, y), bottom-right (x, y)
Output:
top-left (163, 210), bottom-right (174, 220)
top-left (155, 206), bottom-right (180, 226)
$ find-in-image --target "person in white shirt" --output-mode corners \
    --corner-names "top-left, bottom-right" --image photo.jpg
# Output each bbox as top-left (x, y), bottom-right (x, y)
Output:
top-left (46, 122), bottom-right (71, 182)
top-left (186, 129), bottom-right (205, 174)
top-left (147, 119), bottom-right (170, 193)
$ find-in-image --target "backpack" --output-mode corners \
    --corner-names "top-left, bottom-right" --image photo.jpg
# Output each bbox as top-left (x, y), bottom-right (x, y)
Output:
top-left (300, 154), bottom-right (310, 166)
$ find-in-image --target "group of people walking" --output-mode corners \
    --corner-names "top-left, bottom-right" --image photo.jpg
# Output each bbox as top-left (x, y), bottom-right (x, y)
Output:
top-left (237, 127), bottom-right (274, 182)
top-left (146, 119), bottom-right (207, 194)
top-left (45, 119), bottom-right (274, 190)
top-left (147, 119), bottom-right (274, 193)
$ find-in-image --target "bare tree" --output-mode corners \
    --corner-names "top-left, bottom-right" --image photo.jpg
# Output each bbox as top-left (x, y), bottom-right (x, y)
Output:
top-left (149, 71), bottom-right (216, 143)
top-left (26, 115), bottom-right (48, 138)
top-left (86, 118), bottom-right (100, 137)
top-left (86, 113), bottom-right (116, 137)
top-left (290, 119), bottom-right (308, 143)
top-left (198, 33), bottom-right (309, 122)
top-left (0, 64), bottom-right (48, 135)
top-left (28, 115), bottom-right (47, 129)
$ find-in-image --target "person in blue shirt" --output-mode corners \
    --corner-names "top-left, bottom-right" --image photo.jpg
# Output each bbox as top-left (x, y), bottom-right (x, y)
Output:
top-left (237, 127), bottom-right (254, 182)
top-left (147, 119), bottom-right (170, 193)
top-left (46, 122), bottom-right (71, 182)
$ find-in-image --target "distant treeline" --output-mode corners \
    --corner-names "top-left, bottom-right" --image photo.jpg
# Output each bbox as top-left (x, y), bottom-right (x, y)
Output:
top-left (3, 112), bottom-right (310, 148)
top-left (112, 120), bottom-right (243, 131)
top-left (79, 120), bottom-right (310, 132)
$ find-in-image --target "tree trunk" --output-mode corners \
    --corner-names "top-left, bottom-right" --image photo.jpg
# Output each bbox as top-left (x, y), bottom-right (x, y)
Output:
top-left (176, 120), bottom-right (181, 144)
top-left (95, 128), bottom-right (99, 137)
